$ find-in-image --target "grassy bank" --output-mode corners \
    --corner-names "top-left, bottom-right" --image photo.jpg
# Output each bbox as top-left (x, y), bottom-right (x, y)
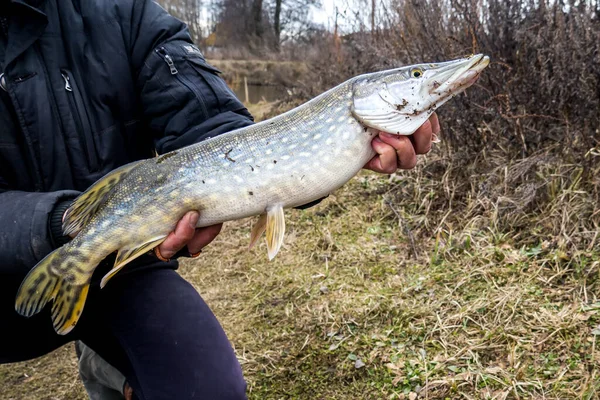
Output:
top-left (2, 140), bottom-right (598, 399)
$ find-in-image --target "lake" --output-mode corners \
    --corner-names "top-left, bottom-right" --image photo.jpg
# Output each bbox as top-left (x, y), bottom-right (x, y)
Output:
top-left (229, 81), bottom-right (289, 104)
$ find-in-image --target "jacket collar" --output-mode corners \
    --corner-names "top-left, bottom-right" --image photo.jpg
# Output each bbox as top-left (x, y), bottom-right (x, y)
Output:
top-left (4, 0), bottom-right (47, 68)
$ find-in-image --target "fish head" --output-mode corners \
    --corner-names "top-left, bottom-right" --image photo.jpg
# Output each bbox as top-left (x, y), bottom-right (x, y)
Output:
top-left (351, 54), bottom-right (490, 135)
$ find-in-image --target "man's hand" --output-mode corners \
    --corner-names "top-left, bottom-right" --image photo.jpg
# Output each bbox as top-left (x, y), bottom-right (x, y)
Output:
top-left (364, 113), bottom-right (440, 173)
top-left (155, 211), bottom-right (222, 261)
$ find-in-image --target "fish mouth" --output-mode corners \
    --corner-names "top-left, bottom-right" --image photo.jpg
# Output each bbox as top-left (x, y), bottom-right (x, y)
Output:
top-left (428, 54), bottom-right (490, 96)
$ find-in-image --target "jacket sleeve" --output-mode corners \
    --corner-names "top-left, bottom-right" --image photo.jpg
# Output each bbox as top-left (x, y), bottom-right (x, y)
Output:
top-left (118, 0), bottom-right (255, 154)
top-left (0, 174), bottom-right (79, 276)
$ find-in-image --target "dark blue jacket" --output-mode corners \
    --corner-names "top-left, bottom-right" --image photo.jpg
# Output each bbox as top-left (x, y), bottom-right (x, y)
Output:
top-left (0, 0), bottom-right (255, 279)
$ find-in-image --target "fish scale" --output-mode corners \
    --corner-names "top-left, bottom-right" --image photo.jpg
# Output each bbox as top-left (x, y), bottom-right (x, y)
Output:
top-left (14, 54), bottom-right (490, 335)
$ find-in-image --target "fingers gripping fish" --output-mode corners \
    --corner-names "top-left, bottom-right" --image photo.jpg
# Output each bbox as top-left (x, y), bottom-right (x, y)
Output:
top-left (15, 55), bottom-right (490, 335)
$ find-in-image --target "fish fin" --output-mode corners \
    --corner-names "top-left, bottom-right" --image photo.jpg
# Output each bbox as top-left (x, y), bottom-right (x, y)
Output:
top-left (15, 245), bottom-right (92, 335)
top-left (63, 160), bottom-right (143, 237)
top-left (51, 279), bottom-right (90, 335)
top-left (351, 87), bottom-right (432, 135)
top-left (266, 205), bottom-right (285, 260)
top-left (15, 248), bottom-right (63, 318)
top-left (100, 236), bottom-right (167, 289)
top-left (249, 214), bottom-right (267, 250)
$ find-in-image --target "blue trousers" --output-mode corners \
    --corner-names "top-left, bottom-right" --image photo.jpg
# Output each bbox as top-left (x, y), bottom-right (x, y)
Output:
top-left (1, 260), bottom-right (247, 400)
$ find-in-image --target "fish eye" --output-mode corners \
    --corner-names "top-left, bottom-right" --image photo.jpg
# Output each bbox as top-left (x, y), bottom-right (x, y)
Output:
top-left (411, 68), bottom-right (423, 78)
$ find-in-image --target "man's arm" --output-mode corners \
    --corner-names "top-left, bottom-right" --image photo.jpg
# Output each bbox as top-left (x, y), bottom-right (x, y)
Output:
top-left (0, 174), bottom-right (79, 276)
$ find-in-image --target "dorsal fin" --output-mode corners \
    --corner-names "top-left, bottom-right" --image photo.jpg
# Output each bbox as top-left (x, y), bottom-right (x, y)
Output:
top-left (63, 160), bottom-right (143, 237)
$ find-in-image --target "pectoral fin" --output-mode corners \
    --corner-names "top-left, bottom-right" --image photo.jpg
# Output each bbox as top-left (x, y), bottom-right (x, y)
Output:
top-left (249, 214), bottom-right (267, 250)
top-left (100, 236), bottom-right (167, 288)
top-left (266, 205), bottom-right (285, 260)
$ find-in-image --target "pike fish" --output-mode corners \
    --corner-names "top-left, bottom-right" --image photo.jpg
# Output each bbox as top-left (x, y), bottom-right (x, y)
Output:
top-left (15, 54), bottom-right (490, 334)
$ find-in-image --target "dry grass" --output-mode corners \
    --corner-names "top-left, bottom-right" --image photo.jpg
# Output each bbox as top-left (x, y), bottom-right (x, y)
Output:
top-left (2, 142), bottom-right (599, 399)
top-left (0, 345), bottom-right (85, 399)
top-left (207, 59), bottom-right (308, 87)
top-left (189, 147), bottom-right (600, 399)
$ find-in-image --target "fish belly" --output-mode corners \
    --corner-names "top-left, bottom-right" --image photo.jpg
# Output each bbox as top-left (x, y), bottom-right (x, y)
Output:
top-left (187, 122), bottom-right (377, 227)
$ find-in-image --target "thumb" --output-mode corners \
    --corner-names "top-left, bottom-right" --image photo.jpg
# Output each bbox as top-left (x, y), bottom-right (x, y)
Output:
top-left (156, 211), bottom-right (199, 259)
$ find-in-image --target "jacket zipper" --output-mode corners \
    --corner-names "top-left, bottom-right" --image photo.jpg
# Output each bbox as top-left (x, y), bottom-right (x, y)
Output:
top-left (61, 71), bottom-right (99, 171)
top-left (162, 52), bottom-right (178, 75)
top-left (156, 47), bottom-right (209, 118)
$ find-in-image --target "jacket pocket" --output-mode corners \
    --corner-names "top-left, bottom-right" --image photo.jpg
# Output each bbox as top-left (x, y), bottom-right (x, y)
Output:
top-left (60, 69), bottom-right (99, 172)
top-left (154, 46), bottom-right (247, 120)
top-left (155, 46), bottom-right (212, 120)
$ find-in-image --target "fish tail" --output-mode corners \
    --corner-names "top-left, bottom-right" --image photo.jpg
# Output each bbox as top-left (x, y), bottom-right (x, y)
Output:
top-left (15, 244), bottom-right (93, 335)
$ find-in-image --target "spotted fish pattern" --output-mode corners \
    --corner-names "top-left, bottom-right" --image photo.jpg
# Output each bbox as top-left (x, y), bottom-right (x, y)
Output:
top-left (15, 54), bottom-right (490, 334)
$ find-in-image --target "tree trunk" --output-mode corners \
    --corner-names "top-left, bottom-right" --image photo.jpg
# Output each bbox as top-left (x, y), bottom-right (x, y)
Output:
top-left (274, 0), bottom-right (282, 50)
top-left (252, 0), bottom-right (264, 39)
top-left (371, 0), bottom-right (376, 33)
